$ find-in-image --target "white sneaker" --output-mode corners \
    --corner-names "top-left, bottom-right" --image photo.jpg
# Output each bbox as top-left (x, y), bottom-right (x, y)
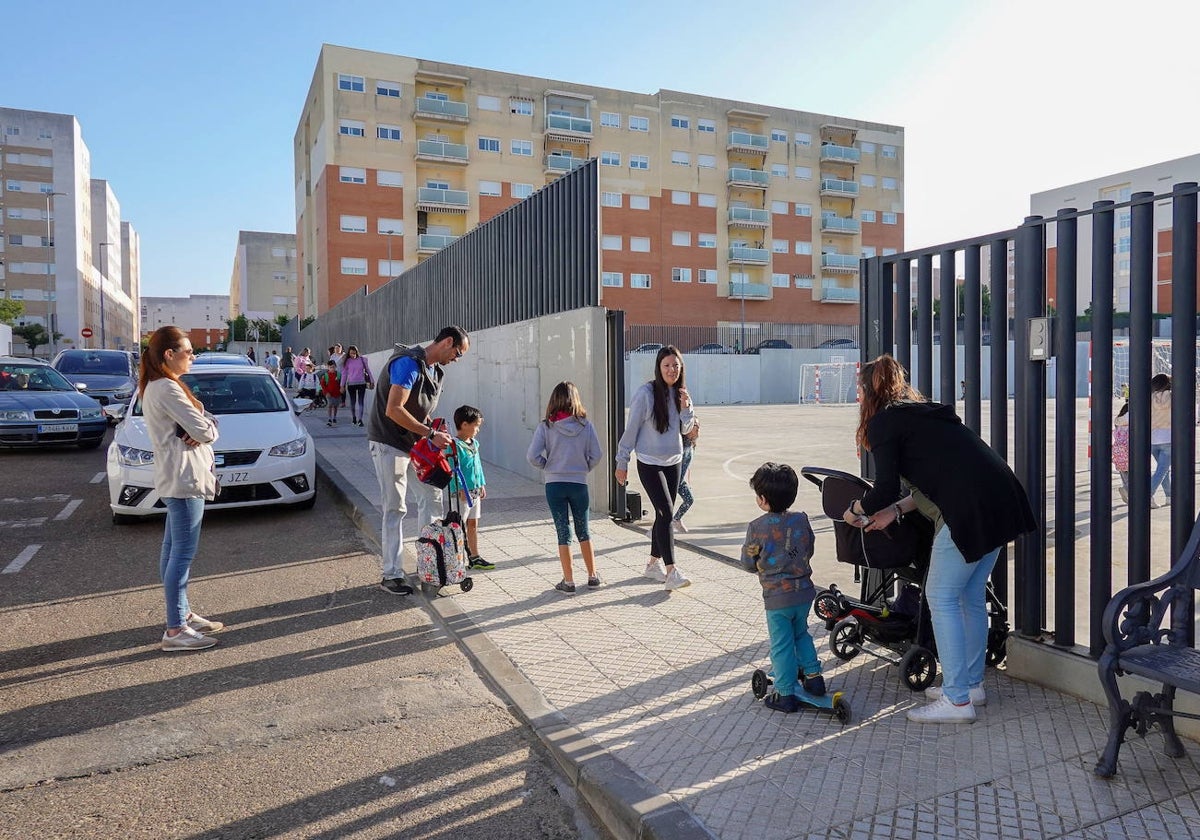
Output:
top-left (907, 695), bottom-right (976, 723)
top-left (1150, 498), bottom-right (1164, 509)
top-left (161, 626), bottom-right (218, 652)
top-left (643, 559), bottom-right (667, 582)
top-left (1118, 487), bottom-right (1129, 504)
top-left (925, 684), bottom-right (987, 706)
top-left (186, 612), bottom-right (225, 634)
top-left (672, 519), bottom-right (688, 533)
top-left (664, 566), bottom-right (691, 590)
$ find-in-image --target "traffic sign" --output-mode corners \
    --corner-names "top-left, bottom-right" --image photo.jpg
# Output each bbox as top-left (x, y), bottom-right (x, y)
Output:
top-left (81, 328), bottom-right (93, 338)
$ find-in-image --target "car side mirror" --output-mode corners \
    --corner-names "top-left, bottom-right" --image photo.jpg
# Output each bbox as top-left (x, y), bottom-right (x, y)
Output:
top-left (75, 383), bottom-right (88, 391)
top-left (293, 397), bottom-right (313, 415)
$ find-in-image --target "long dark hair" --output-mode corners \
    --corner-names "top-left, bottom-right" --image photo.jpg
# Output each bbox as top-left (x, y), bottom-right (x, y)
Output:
top-left (1151, 373), bottom-right (1171, 393)
top-left (856, 354), bottom-right (923, 452)
top-left (650, 345), bottom-right (685, 433)
top-left (545, 381), bottom-right (587, 422)
top-left (139, 326), bottom-right (202, 409)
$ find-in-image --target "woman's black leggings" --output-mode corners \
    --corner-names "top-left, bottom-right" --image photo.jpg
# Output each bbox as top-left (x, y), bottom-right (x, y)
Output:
top-left (346, 383), bottom-right (367, 419)
top-left (637, 461), bottom-right (680, 566)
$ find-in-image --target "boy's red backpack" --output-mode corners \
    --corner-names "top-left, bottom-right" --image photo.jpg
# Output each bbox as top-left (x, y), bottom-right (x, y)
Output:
top-left (410, 418), bottom-right (454, 488)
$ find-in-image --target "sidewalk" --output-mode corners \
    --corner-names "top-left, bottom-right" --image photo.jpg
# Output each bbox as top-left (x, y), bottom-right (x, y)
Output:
top-left (302, 409), bottom-right (1200, 840)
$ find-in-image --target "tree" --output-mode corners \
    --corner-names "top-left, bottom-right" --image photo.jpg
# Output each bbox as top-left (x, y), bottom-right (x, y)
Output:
top-left (300, 315), bottom-right (316, 330)
top-left (0, 299), bottom-right (24, 326)
top-left (225, 314), bottom-right (251, 343)
top-left (14, 324), bottom-right (58, 354)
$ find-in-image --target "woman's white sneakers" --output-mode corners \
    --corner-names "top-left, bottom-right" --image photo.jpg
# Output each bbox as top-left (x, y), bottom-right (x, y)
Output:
top-left (644, 559), bottom-right (667, 582)
top-left (665, 567), bottom-right (691, 590)
top-left (186, 613), bottom-right (224, 633)
top-left (907, 694), bottom-right (976, 723)
top-left (161, 626), bottom-right (218, 652)
top-left (925, 684), bottom-right (987, 706)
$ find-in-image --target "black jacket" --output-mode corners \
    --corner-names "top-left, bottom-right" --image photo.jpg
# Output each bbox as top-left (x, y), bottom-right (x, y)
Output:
top-left (860, 401), bottom-right (1036, 562)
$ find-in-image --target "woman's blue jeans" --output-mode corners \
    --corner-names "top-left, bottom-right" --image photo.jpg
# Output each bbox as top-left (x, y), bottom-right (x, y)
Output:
top-left (765, 601), bottom-right (820, 698)
top-left (924, 526), bottom-right (1000, 705)
top-left (160, 497), bottom-right (205, 628)
top-left (1150, 443), bottom-right (1172, 497)
top-left (546, 482), bottom-right (590, 546)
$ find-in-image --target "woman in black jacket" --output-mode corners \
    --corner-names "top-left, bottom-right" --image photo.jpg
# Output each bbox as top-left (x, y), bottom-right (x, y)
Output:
top-left (843, 355), bottom-right (1035, 723)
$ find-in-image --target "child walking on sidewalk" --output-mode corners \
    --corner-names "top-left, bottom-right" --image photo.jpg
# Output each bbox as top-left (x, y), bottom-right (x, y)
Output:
top-left (741, 462), bottom-right (824, 713)
top-left (527, 381), bottom-right (603, 594)
top-left (448, 405), bottom-right (494, 571)
top-left (320, 360), bottom-right (343, 426)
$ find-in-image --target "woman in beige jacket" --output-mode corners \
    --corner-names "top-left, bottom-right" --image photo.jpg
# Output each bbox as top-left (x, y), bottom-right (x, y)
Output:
top-left (1149, 373), bottom-right (1172, 508)
top-left (140, 326), bottom-right (221, 651)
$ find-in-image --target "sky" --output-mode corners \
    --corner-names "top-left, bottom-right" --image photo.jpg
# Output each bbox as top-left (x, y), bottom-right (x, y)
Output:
top-left (4, 0), bottom-right (1200, 298)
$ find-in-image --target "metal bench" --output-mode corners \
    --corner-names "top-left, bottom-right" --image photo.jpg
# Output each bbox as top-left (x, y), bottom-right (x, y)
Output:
top-left (1095, 512), bottom-right (1200, 778)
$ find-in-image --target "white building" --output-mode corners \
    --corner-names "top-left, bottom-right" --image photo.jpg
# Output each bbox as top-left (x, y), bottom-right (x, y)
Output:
top-left (141, 294), bottom-right (230, 351)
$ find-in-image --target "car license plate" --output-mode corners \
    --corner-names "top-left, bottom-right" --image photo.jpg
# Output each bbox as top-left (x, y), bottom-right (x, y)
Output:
top-left (219, 472), bottom-right (250, 484)
top-left (38, 423), bottom-right (79, 433)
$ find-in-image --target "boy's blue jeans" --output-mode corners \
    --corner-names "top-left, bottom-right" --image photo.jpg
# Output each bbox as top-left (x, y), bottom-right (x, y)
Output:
top-left (766, 601), bottom-right (820, 697)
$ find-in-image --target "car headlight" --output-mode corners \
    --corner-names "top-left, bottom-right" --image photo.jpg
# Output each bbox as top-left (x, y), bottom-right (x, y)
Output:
top-left (0, 409), bottom-right (30, 421)
top-left (80, 406), bottom-right (103, 419)
top-left (117, 445), bottom-right (155, 466)
top-left (113, 389), bottom-right (133, 400)
top-left (269, 436), bottom-right (308, 457)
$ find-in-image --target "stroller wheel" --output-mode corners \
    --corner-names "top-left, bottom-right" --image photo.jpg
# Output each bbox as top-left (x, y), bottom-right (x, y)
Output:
top-left (830, 618), bottom-right (862, 661)
top-left (751, 669), bottom-right (771, 699)
top-left (899, 645), bottom-right (937, 691)
top-left (986, 627), bottom-right (1007, 667)
top-left (814, 591), bottom-right (844, 622)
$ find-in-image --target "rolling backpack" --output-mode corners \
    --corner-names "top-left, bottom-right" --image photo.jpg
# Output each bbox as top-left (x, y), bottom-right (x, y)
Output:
top-left (414, 429), bottom-right (475, 594)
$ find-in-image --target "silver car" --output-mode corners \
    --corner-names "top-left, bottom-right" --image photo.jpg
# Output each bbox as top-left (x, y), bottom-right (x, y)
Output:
top-left (52, 349), bottom-right (137, 419)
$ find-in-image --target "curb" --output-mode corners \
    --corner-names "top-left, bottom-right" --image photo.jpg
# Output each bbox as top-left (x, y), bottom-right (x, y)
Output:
top-left (315, 451), bottom-right (718, 840)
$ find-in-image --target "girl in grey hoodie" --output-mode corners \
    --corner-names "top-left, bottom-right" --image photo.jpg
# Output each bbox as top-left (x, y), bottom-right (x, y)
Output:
top-left (528, 382), bottom-right (604, 593)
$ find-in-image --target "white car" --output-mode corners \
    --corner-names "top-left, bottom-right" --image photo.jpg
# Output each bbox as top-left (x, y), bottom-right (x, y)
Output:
top-left (107, 365), bottom-right (316, 523)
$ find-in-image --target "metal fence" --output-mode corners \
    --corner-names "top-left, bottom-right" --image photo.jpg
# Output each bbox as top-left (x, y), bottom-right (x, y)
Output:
top-left (625, 323), bottom-right (859, 354)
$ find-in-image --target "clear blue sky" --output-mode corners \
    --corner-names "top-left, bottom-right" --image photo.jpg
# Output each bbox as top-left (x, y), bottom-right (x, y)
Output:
top-left (4, 1), bottom-right (1197, 297)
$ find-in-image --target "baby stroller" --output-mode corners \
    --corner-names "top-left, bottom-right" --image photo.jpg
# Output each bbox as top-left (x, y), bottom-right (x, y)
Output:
top-left (801, 466), bottom-right (1010, 691)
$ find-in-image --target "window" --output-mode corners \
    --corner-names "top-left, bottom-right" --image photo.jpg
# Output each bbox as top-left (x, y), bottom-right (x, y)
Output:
top-left (378, 259), bottom-right (403, 276)
top-left (671, 151), bottom-right (690, 167)
top-left (882, 177), bottom-right (898, 190)
top-left (377, 125), bottom-right (402, 141)
top-left (771, 164), bottom-right (788, 178)
top-left (511, 139), bottom-right (533, 156)
top-left (698, 269), bottom-right (717, 284)
top-left (772, 273), bottom-right (790, 288)
top-left (794, 166), bottom-right (812, 180)
top-left (602, 191), bottom-right (622, 207)
top-left (337, 74), bottom-right (364, 92)
top-left (861, 174), bottom-right (877, 187)
top-left (629, 116), bottom-right (649, 132)
top-left (630, 155), bottom-right (648, 170)
top-left (602, 235), bottom-right (622, 250)
top-left (860, 141), bottom-right (876, 153)
top-left (631, 273), bottom-right (652, 289)
top-left (340, 167), bottom-right (367, 184)
top-left (794, 132), bottom-right (812, 146)
top-left (771, 129), bottom-right (788, 143)
top-left (794, 275), bottom-right (813, 289)
top-left (478, 180), bottom-right (502, 196)
top-left (629, 194), bottom-right (650, 210)
top-left (600, 111), bottom-right (620, 128)
top-left (630, 237), bottom-right (651, 252)
top-left (862, 246), bottom-right (877, 258)
top-left (697, 118), bottom-right (716, 133)
top-left (794, 241), bottom-right (813, 255)
top-left (602, 271), bottom-right (623, 287)
top-left (671, 231), bottom-right (691, 247)
top-left (671, 115), bottom-right (690, 129)
top-left (378, 219), bottom-right (403, 235)
top-left (427, 179), bottom-right (449, 190)
top-left (671, 191), bottom-right (690, 205)
top-left (881, 145), bottom-right (897, 158)
top-left (860, 209), bottom-right (876, 223)
top-left (768, 200), bottom-right (787, 215)
top-left (478, 136), bottom-right (501, 152)
top-left (697, 193), bottom-right (717, 208)
top-left (340, 215), bottom-right (367, 233)
top-left (882, 212), bottom-right (897, 224)
top-left (882, 248), bottom-right (898, 256)
top-left (601, 151), bottom-right (621, 166)
top-left (477, 95), bottom-right (500, 111)
top-left (672, 268), bottom-right (692, 283)
top-left (424, 92), bottom-right (448, 101)
top-left (698, 154), bottom-right (716, 168)
top-left (377, 80), bottom-right (401, 97)
top-left (698, 233), bottom-right (716, 248)
top-left (772, 239), bottom-right (788, 254)
top-left (512, 183), bottom-right (534, 199)
top-left (510, 98), bottom-right (533, 116)
top-left (339, 119), bottom-right (365, 137)
top-left (4, 126), bottom-right (19, 136)
top-left (377, 169), bottom-right (403, 187)
top-left (795, 203), bottom-right (812, 216)
top-left (340, 257), bottom-right (368, 275)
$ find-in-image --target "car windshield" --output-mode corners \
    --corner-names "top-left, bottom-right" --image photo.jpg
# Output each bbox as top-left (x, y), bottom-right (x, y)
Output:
top-left (0, 363), bottom-right (78, 392)
top-left (193, 354), bottom-right (252, 366)
top-left (54, 352), bottom-right (130, 376)
top-left (132, 373), bottom-right (288, 415)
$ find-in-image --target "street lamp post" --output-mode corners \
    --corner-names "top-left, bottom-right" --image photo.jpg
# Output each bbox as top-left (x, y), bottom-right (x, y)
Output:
top-left (98, 241), bottom-right (113, 349)
top-left (44, 191), bottom-right (66, 358)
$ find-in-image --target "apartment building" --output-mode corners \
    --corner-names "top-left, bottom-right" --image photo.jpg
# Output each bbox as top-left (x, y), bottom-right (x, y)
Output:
top-left (1032, 153), bottom-right (1200, 316)
top-left (141, 294), bottom-right (229, 351)
top-left (229, 230), bottom-right (299, 323)
top-left (0, 108), bottom-right (140, 355)
top-left (294, 46), bottom-right (905, 339)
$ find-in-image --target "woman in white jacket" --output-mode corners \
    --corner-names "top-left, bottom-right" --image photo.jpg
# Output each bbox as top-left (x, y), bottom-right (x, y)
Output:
top-left (140, 326), bottom-right (222, 651)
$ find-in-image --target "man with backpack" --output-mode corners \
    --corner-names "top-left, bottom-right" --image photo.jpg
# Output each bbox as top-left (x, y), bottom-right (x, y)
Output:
top-left (366, 326), bottom-right (470, 595)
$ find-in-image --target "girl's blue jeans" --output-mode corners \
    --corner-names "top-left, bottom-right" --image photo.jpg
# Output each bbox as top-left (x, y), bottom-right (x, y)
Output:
top-left (765, 601), bottom-right (820, 697)
top-left (1150, 443), bottom-right (1172, 497)
top-left (546, 481), bottom-right (590, 546)
top-left (674, 446), bottom-right (694, 521)
top-left (160, 497), bottom-right (205, 628)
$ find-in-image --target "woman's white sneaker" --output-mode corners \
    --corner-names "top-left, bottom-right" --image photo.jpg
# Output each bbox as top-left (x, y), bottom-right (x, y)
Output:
top-left (664, 567), bottom-right (691, 590)
top-left (907, 695), bottom-right (976, 723)
top-left (186, 613), bottom-right (224, 634)
top-left (644, 559), bottom-right (667, 582)
top-left (161, 626), bottom-right (218, 652)
top-left (924, 684), bottom-right (987, 706)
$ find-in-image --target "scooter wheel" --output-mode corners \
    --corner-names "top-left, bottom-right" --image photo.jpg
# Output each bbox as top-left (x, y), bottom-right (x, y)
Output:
top-left (986, 627), bottom-right (1007, 667)
top-left (751, 669), bottom-right (771, 699)
top-left (460, 577), bottom-right (474, 593)
top-left (814, 591), bottom-right (843, 622)
top-left (830, 618), bottom-right (862, 661)
top-left (900, 645), bottom-right (938, 691)
top-left (834, 696), bottom-right (852, 725)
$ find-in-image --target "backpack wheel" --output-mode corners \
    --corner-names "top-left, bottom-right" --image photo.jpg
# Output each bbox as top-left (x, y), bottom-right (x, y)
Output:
top-left (460, 576), bottom-right (474, 592)
top-left (751, 668), bottom-right (771, 699)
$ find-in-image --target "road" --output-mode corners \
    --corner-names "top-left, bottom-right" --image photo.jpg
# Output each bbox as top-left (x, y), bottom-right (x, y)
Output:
top-left (0, 439), bottom-right (584, 839)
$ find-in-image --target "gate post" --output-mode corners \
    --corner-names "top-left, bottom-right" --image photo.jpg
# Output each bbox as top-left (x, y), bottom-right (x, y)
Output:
top-left (1053, 209), bottom-right (1078, 647)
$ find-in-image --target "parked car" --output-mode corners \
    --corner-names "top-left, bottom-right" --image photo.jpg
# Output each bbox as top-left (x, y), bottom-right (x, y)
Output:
top-left (815, 338), bottom-right (859, 349)
top-left (628, 343), bottom-right (664, 354)
top-left (193, 352), bottom-right (255, 366)
top-left (52, 349), bottom-right (138, 420)
top-left (745, 339), bottom-right (794, 354)
top-left (687, 343), bottom-right (734, 354)
top-left (0, 356), bottom-right (108, 449)
top-left (107, 365), bottom-right (316, 523)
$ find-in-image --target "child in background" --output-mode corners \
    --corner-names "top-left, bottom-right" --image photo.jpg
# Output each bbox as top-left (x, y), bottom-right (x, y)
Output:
top-left (320, 360), bottom-right (343, 426)
top-left (449, 405), bottom-right (494, 570)
top-left (296, 362), bottom-right (320, 400)
top-left (527, 381), bottom-right (603, 594)
top-left (1113, 401), bottom-right (1130, 504)
top-left (672, 418), bottom-right (700, 533)
top-left (741, 462), bottom-right (823, 713)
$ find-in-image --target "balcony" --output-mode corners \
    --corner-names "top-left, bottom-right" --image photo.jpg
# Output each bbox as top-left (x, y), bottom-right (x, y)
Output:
top-left (727, 207), bottom-right (770, 229)
top-left (819, 144), bottom-right (861, 164)
top-left (820, 177), bottom-right (859, 197)
top-left (727, 130), bottom-right (769, 153)
top-left (820, 253), bottom-right (859, 272)
top-left (413, 97), bottom-right (469, 123)
top-left (818, 281), bottom-right (860, 303)
top-left (728, 246), bottom-right (770, 265)
top-left (417, 233), bottom-right (460, 254)
top-left (820, 215), bottom-right (860, 235)
top-left (544, 113), bottom-right (593, 140)
top-left (727, 167), bottom-right (769, 189)
top-left (729, 281), bottom-right (771, 300)
top-left (416, 187), bottom-right (471, 213)
top-left (544, 155), bottom-right (586, 174)
top-left (415, 139), bottom-right (469, 164)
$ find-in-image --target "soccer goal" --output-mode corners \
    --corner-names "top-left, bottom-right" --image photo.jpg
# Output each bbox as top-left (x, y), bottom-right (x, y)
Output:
top-left (1109, 340), bottom-right (1200, 399)
top-left (799, 362), bottom-right (861, 405)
